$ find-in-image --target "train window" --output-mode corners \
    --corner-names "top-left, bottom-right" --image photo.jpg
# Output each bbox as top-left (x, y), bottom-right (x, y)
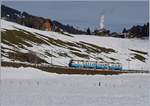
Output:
top-left (118, 64), bottom-right (121, 67)
top-left (98, 63), bottom-right (101, 66)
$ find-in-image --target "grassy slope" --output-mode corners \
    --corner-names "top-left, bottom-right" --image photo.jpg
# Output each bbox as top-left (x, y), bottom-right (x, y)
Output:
top-left (2, 28), bottom-right (119, 64)
top-left (1, 20), bottom-right (148, 70)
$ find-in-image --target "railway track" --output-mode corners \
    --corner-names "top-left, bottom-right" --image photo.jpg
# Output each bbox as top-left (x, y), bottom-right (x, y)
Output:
top-left (1, 61), bottom-right (149, 75)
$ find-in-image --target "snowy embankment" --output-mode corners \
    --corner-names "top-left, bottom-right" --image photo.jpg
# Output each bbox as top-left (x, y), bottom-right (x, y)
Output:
top-left (1, 67), bottom-right (150, 106)
top-left (1, 19), bottom-right (149, 70)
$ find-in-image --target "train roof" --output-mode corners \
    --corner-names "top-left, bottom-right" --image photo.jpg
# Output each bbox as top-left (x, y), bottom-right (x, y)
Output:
top-left (70, 59), bottom-right (122, 65)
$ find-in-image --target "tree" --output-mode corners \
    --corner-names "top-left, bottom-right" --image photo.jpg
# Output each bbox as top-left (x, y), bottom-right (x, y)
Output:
top-left (122, 28), bottom-right (127, 33)
top-left (146, 22), bottom-right (149, 36)
top-left (86, 28), bottom-right (91, 35)
top-left (142, 24), bottom-right (147, 36)
top-left (143, 22), bottom-right (149, 37)
top-left (130, 25), bottom-right (141, 38)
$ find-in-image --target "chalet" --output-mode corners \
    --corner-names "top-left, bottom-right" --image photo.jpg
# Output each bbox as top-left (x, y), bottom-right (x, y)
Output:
top-left (42, 19), bottom-right (53, 31)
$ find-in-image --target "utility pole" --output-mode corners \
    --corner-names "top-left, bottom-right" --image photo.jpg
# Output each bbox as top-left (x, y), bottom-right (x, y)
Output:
top-left (51, 49), bottom-right (53, 66)
top-left (127, 58), bottom-right (130, 70)
top-left (13, 47), bottom-right (16, 62)
top-left (35, 53), bottom-right (37, 67)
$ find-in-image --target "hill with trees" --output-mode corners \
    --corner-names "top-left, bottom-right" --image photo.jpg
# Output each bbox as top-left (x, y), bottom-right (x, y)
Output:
top-left (1, 5), bottom-right (86, 34)
top-left (122, 23), bottom-right (149, 38)
top-left (1, 4), bottom-right (149, 38)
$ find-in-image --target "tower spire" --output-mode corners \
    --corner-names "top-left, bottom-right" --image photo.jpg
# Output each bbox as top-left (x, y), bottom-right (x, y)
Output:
top-left (100, 15), bottom-right (104, 29)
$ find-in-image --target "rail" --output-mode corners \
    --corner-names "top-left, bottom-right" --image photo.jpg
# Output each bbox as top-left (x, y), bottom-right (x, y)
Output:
top-left (1, 61), bottom-right (149, 74)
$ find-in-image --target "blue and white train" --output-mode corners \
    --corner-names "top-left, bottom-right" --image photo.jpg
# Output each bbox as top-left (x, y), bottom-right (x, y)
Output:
top-left (69, 60), bottom-right (122, 70)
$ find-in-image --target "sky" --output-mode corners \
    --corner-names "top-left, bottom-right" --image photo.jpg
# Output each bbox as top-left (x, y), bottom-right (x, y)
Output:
top-left (2, 1), bottom-right (149, 32)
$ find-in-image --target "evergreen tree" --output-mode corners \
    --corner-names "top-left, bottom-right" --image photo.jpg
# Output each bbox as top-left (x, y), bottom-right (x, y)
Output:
top-left (86, 28), bottom-right (91, 35)
top-left (122, 28), bottom-right (127, 33)
top-left (146, 22), bottom-right (149, 36)
top-left (142, 24), bottom-right (147, 36)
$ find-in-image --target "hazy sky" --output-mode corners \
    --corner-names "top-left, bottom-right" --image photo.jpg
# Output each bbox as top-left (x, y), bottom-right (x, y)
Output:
top-left (2, 1), bottom-right (149, 32)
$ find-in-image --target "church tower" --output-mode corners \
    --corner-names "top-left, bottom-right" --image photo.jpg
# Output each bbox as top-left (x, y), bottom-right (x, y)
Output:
top-left (100, 15), bottom-right (105, 29)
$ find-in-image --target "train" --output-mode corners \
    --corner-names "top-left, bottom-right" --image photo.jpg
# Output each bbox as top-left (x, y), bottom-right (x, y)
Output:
top-left (69, 59), bottom-right (122, 70)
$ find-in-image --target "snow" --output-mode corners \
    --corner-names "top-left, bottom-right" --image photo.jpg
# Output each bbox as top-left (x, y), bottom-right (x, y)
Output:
top-left (1, 67), bottom-right (57, 79)
top-left (1, 19), bottom-right (75, 42)
top-left (0, 67), bottom-right (150, 106)
top-left (1, 19), bottom-right (149, 70)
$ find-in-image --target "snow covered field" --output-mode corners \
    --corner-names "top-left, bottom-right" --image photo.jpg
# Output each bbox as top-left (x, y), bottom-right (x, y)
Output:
top-left (1, 67), bottom-right (149, 106)
top-left (1, 19), bottom-right (149, 70)
top-left (1, 19), bottom-right (150, 105)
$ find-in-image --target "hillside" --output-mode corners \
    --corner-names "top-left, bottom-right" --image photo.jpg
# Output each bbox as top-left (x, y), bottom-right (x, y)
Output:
top-left (1, 4), bottom-right (86, 34)
top-left (1, 19), bottom-right (149, 70)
